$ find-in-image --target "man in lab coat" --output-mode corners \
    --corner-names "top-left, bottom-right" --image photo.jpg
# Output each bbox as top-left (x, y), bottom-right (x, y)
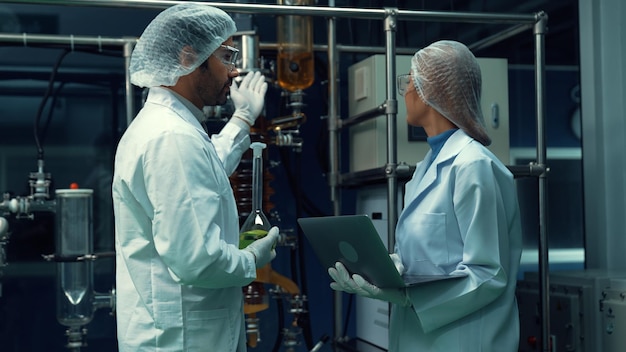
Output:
top-left (329, 40), bottom-right (523, 351)
top-left (112, 4), bottom-right (279, 351)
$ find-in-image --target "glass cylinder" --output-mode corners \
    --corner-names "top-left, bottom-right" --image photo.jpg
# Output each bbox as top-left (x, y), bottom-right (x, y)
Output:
top-left (239, 143), bottom-right (271, 314)
top-left (276, 0), bottom-right (315, 92)
top-left (239, 142), bottom-right (271, 247)
top-left (55, 189), bottom-right (94, 328)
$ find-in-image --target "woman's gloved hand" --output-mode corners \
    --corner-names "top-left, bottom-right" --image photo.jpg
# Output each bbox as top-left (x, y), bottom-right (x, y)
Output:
top-left (243, 226), bottom-right (279, 268)
top-left (230, 71), bottom-right (268, 127)
top-left (328, 262), bottom-right (410, 307)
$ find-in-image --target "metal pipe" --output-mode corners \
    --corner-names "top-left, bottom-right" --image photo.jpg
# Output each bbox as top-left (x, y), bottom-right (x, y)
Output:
top-left (260, 42), bottom-right (418, 55)
top-left (533, 11), bottom-right (550, 352)
top-left (123, 40), bottom-right (135, 126)
top-left (327, 15), bottom-right (340, 218)
top-left (0, 0), bottom-right (537, 23)
top-left (339, 103), bottom-right (387, 129)
top-left (326, 1), bottom-right (343, 345)
top-left (467, 23), bottom-right (533, 52)
top-left (0, 32), bottom-right (137, 126)
top-left (0, 32), bottom-right (133, 48)
top-left (93, 290), bottom-right (115, 311)
top-left (0, 33), bottom-right (483, 67)
top-left (507, 164), bottom-right (547, 178)
top-left (383, 8), bottom-right (399, 252)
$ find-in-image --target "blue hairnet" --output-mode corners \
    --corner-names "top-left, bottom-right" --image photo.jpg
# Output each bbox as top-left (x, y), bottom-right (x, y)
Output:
top-left (130, 4), bottom-right (237, 88)
top-left (411, 40), bottom-right (491, 146)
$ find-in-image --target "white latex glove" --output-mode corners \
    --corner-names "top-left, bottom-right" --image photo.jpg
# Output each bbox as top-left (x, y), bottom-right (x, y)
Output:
top-left (230, 71), bottom-right (268, 127)
top-left (243, 226), bottom-right (279, 268)
top-left (328, 262), bottom-right (410, 307)
top-left (390, 253), bottom-right (405, 274)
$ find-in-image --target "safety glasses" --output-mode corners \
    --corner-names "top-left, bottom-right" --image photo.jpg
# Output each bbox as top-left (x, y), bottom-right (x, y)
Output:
top-left (213, 45), bottom-right (240, 71)
top-left (397, 73), bottom-right (412, 96)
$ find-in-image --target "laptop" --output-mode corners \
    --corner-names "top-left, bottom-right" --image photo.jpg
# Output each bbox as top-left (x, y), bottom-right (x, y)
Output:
top-left (297, 214), bottom-right (466, 289)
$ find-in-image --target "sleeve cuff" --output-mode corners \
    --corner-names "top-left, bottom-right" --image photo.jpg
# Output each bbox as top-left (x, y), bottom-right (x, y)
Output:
top-left (231, 115), bottom-right (252, 130)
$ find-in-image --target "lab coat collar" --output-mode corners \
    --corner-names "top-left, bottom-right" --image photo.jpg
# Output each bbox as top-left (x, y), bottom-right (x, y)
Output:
top-left (410, 129), bottom-right (473, 197)
top-left (433, 129), bottom-right (474, 164)
top-left (146, 87), bottom-right (210, 141)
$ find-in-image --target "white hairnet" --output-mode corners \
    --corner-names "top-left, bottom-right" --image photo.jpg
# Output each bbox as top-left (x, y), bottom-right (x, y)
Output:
top-left (130, 4), bottom-right (237, 88)
top-left (410, 40), bottom-right (491, 146)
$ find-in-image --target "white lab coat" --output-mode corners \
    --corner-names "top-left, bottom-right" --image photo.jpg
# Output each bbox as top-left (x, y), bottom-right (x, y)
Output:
top-left (113, 87), bottom-right (257, 352)
top-left (390, 130), bottom-right (522, 352)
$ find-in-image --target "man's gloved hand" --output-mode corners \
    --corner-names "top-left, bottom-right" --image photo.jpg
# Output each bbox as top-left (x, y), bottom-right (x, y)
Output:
top-left (243, 226), bottom-right (279, 268)
top-left (328, 262), bottom-right (410, 307)
top-left (230, 71), bottom-right (268, 127)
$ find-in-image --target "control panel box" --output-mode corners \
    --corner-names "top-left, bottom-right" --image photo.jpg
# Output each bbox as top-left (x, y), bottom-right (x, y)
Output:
top-left (518, 270), bottom-right (626, 352)
top-left (600, 278), bottom-right (626, 352)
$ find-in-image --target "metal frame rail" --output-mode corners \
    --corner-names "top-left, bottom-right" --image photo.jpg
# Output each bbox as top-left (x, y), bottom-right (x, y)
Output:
top-left (0, 1), bottom-right (550, 350)
top-left (0, 32), bottom-right (137, 125)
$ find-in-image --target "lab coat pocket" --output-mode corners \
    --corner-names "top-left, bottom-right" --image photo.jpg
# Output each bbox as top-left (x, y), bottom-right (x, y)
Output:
top-left (401, 212), bottom-right (448, 274)
top-left (186, 309), bottom-right (237, 351)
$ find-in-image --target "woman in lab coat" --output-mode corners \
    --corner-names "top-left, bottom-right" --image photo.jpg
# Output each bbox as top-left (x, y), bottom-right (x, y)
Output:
top-left (113, 4), bottom-right (278, 352)
top-left (329, 40), bottom-right (523, 351)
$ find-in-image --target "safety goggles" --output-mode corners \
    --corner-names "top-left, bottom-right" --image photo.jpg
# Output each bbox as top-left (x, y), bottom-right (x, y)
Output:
top-left (397, 73), bottom-right (412, 96)
top-left (213, 44), bottom-right (239, 71)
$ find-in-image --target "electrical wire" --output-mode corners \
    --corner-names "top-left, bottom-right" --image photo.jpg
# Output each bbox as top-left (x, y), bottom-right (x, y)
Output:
top-left (32, 45), bottom-right (124, 160)
top-left (34, 49), bottom-right (71, 159)
top-left (39, 81), bottom-right (66, 146)
top-left (342, 293), bottom-right (354, 337)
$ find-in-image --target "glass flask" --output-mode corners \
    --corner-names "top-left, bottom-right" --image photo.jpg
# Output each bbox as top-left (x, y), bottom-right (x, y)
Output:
top-left (55, 189), bottom-right (94, 328)
top-left (277, 0), bottom-right (315, 92)
top-left (239, 142), bottom-right (271, 314)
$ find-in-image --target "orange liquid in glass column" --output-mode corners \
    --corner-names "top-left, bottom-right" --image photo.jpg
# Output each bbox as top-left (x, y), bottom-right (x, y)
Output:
top-left (277, 51), bottom-right (314, 92)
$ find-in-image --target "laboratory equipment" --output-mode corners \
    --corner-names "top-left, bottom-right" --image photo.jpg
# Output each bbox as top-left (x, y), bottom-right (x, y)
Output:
top-left (276, 0), bottom-right (314, 92)
top-left (236, 31), bottom-right (270, 78)
top-left (0, 159), bottom-right (114, 350)
top-left (239, 142), bottom-right (272, 347)
top-left (601, 279), bottom-right (626, 352)
top-left (0, 216), bottom-right (7, 297)
top-left (239, 143), bottom-right (272, 249)
top-left (271, 0), bottom-right (314, 149)
top-left (49, 188), bottom-right (115, 351)
top-left (518, 270), bottom-right (626, 352)
top-left (236, 142), bottom-right (306, 349)
top-left (56, 189), bottom-right (94, 329)
top-left (0, 160), bottom-right (56, 297)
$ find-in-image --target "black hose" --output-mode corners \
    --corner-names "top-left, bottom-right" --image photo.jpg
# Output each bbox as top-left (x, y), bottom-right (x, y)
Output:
top-left (294, 149), bottom-right (315, 350)
top-left (342, 293), bottom-right (354, 337)
top-left (34, 49), bottom-right (71, 159)
top-left (271, 294), bottom-right (285, 352)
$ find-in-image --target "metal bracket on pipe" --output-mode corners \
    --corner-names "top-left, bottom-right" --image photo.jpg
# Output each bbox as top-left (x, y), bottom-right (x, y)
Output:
top-left (508, 162), bottom-right (549, 178)
top-left (384, 98), bottom-right (397, 115)
top-left (534, 11), bottom-right (549, 35)
top-left (383, 7), bottom-right (398, 31)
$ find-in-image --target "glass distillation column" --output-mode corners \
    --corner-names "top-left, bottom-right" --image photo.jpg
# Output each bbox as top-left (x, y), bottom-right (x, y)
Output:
top-left (277, 0), bottom-right (314, 92)
top-left (274, 0), bottom-right (314, 141)
top-left (55, 188), bottom-right (114, 351)
top-left (239, 142), bottom-right (272, 347)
